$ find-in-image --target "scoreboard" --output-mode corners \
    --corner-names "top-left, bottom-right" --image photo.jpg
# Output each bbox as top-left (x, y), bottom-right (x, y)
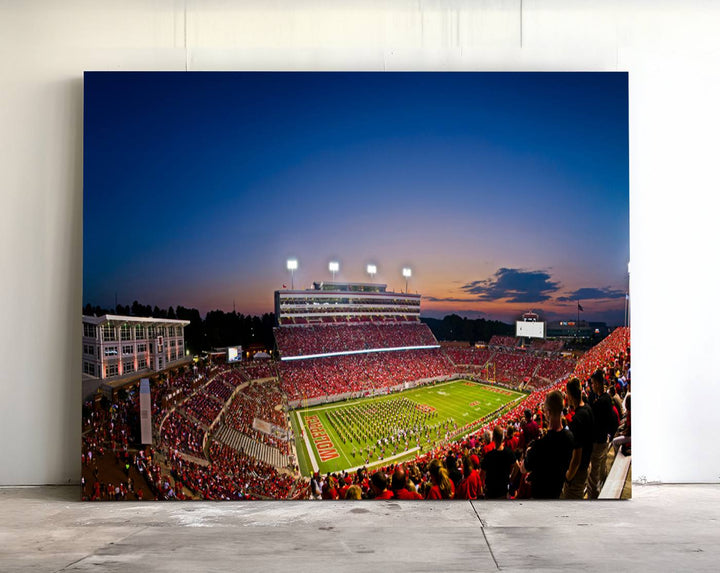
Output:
top-left (516, 321), bottom-right (545, 339)
top-left (227, 346), bottom-right (242, 363)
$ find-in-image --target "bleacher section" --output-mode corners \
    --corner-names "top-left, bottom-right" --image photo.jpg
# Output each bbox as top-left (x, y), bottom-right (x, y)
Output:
top-left (274, 322), bottom-right (438, 359)
top-left (213, 426), bottom-right (289, 468)
top-left (279, 348), bottom-right (455, 401)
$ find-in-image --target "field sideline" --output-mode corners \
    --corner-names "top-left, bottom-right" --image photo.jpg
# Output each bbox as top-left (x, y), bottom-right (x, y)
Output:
top-left (291, 380), bottom-right (525, 476)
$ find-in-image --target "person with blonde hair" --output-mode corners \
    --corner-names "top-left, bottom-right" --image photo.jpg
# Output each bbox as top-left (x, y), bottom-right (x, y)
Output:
top-left (426, 458), bottom-right (454, 499)
top-left (344, 485), bottom-right (362, 500)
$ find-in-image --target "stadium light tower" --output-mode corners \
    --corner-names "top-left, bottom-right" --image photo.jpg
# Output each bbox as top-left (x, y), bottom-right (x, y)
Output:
top-left (286, 258), bottom-right (298, 289)
top-left (402, 267), bottom-right (412, 293)
top-left (366, 263), bottom-right (377, 281)
top-left (329, 261), bottom-right (339, 281)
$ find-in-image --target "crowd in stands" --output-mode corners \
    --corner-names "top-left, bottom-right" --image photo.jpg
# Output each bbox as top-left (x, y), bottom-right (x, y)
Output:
top-left (275, 322), bottom-right (438, 358)
top-left (219, 381), bottom-right (291, 455)
top-left (279, 314), bottom-right (420, 325)
top-left (181, 394), bottom-right (222, 427)
top-left (279, 348), bottom-right (455, 401)
top-left (530, 339), bottom-right (565, 352)
top-left (156, 443), bottom-right (304, 500)
top-left (159, 411), bottom-right (206, 457)
top-left (491, 351), bottom-right (543, 386)
top-left (308, 327), bottom-right (630, 500)
top-left (531, 356), bottom-right (577, 388)
top-left (445, 346), bottom-right (576, 389)
top-left (444, 347), bottom-right (495, 367)
top-left (237, 359), bottom-right (278, 381)
top-left (486, 336), bottom-right (563, 353)
top-left (82, 322), bottom-right (629, 501)
top-left (489, 335), bottom-right (519, 348)
top-left (204, 378), bottom-right (234, 403)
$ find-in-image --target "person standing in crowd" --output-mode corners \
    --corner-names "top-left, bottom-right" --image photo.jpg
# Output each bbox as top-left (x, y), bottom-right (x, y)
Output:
top-left (391, 467), bottom-right (423, 500)
top-left (426, 459), bottom-right (454, 499)
top-left (522, 408), bottom-right (540, 449)
top-left (480, 426), bottom-right (518, 499)
top-left (370, 471), bottom-right (394, 499)
top-left (522, 390), bottom-right (575, 499)
top-left (457, 454), bottom-right (483, 500)
top-left (561, 377), bottom-right (595, 499)
top-left (587, 370), bottom-right (619, 498)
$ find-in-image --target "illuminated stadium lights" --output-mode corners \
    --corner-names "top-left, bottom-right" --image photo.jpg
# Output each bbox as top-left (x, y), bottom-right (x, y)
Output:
top-left (329, 261), bottom-right (339, 281)
top-left (286, 258), bottom-right (298, 289)
top-left (402, 267), bottom-right (412, 293)
top-left (279, 344), bottom-right (441, 361)
top-left (366, 263), bottom-right (377, 280)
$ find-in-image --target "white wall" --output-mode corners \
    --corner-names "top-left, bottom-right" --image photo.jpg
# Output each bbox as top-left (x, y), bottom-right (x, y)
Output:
top-left (1, 0), bottom-right (718, 485)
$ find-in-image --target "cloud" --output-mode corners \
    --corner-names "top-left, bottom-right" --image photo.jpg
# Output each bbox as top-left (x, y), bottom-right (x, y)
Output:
top-left (556, 287), bottom-right (626, 302)
top-left (424, 296), bottom-right (482, 303)
top-left (422, 309), bottom-right (489, 319)
top-left (460, 268), bottom-right (561, 303)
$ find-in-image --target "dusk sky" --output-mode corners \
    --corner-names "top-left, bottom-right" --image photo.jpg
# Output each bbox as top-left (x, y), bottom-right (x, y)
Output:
top-left (84, 72), bottom-right (628, 325)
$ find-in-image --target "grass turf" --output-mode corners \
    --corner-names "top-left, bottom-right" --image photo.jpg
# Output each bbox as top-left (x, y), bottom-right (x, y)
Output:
top-left (292, 380), bottom-right (524, 476)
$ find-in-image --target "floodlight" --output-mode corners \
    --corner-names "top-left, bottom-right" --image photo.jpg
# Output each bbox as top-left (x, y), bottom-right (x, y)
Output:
top-left (402, 267), bottom-right (412, 292)
top-left (286, 258), bottom-right (298, 289)
top-left (367, 264), bottom-right (377, 275)
top-left (329, 261), bottom-right (339, 272)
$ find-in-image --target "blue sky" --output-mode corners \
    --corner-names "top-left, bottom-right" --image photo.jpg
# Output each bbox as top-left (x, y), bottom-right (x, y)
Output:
top-left (84, 72), bottom-right (628, 324)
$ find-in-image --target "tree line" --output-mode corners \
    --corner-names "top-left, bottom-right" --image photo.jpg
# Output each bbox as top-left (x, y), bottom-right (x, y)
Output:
top-left (82, 303), bottom-right (514, 355)
top-left (421, 314), bottom-right (514, 344)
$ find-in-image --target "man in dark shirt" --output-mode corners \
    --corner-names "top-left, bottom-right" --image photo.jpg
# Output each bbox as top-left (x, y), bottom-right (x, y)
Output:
top-left (480, 426), bottom-right (518, 499)
top-left (561, 377), bottom-right (595, 499)
top-left (587, 370), bottom-right (619, 498)
top-left (522, 390), bottom-right (575, 499)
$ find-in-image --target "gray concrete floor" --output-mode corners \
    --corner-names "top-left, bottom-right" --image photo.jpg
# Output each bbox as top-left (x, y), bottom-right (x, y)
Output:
top-left (1, 485), bottom-right (718, 572)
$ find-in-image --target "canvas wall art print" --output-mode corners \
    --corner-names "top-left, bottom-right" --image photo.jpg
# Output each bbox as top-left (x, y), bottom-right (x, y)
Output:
top-left (82, 72), bottom-right (630, 501)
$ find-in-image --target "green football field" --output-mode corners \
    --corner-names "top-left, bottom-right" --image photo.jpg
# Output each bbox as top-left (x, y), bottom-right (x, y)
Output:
top-left (290, 380), bottom-right (526, 476)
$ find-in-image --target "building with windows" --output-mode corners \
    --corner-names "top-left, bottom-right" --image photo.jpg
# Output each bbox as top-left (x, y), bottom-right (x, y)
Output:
top-left (82, 314), bottom-right (190, 380)
top-left (274, 281), bottom-right (421, 325)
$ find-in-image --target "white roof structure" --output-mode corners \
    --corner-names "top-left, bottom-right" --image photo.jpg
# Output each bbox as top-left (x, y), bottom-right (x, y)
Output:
top-left (82, 314), bottom-right (190, 326)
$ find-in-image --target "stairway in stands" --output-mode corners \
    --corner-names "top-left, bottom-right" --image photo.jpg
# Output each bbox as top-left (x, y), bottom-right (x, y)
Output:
top-left (213, 424), bottom-right (289, 469)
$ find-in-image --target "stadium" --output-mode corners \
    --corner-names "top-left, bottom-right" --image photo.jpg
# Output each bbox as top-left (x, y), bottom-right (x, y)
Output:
top-left (81, 274), bottom-right (631, 501)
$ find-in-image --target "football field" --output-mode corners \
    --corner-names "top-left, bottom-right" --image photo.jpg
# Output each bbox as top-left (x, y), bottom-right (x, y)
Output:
top-left (290, 380), bottom-right (526, 476)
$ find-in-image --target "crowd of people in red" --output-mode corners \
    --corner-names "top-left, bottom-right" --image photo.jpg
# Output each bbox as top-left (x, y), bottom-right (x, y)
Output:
top-left (488, 335), bottom-right (519, 348)
top-left (237, 359), bottom-right (278, 381)
top-left (159, 411), bottom-right (206, 457)
top-left (531, 356), bottom-right (577, 388)
top-left (274, 322), bottom-right (438, 358)
top-left (443, 346), bottom-right (495, 366)
top-left (82, 321), bottom-right (629, 501)
top-left (279, 348), bottom-right (455, 401)
top-left (309, 327), bottom-right (630, 500)
top-left (220, 381), bottom-right (292, 455)
top-left (280, 314), bottom-right (420, 325)
top-left (155, 443), bottom-right (304, 500)
top-left (445, 346), bottom-right (575, 389)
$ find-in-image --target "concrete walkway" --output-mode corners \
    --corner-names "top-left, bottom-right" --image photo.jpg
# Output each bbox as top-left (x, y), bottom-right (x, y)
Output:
top-left (1, 485), bottom-right (718, 572)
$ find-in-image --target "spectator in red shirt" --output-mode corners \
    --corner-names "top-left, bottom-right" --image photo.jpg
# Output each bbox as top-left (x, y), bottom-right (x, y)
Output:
top-left (370, 471), bottom-right (394, 499)
top-left (426, 459), bottom-right (455, 499)
top-left (522, 409), bottom-right (540, 446)
top-left (391, 467), bottom-right (423, 500)
top-left (457, 454), bottom-right (483, 500)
